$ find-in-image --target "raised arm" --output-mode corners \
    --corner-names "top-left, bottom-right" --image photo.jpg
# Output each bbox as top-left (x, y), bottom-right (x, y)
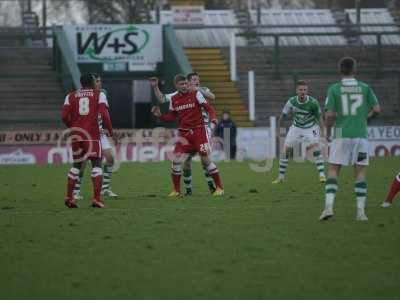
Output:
top-left (149, 77), bottom-right (167, 104)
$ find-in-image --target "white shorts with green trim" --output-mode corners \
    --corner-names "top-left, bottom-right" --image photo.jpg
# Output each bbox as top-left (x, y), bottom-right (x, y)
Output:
top-left (329, 138), bottom-right (369, 166)
top-left (100, 134), bottom-right (112, 151)
top-left (284, 125), bottom-right (320, 147)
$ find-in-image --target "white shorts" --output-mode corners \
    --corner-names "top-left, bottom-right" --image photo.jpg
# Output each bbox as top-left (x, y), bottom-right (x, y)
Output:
top-left (329, 138), bottom-right (369, 166)
top-left (100, 134), bottom-right (112, 151)
top-left (284, 125), bottom-right (320, 147)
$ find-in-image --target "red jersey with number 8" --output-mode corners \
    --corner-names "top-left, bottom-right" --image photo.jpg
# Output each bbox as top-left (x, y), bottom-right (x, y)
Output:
top-left (62, 88), bottom-right (109, 141)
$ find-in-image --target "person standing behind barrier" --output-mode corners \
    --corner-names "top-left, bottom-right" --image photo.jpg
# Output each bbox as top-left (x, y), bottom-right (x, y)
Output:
top-left (216, 110), bottom-right (237, 160)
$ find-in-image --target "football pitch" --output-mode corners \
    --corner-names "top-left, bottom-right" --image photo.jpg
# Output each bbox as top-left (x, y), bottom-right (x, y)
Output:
top-left (0, 158), bottom-right (399, 300)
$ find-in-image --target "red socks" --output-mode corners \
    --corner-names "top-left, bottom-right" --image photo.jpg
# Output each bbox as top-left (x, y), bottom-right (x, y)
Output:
top-left (171, 161), bottom-right (182, 193)
top-left (91, 167), bottom-right (103, 202)
top-left (171, 173), bottom-right (181, 193)
top-left (386, 173), bottom-right (400, 203)
top-left (207, 162), bottom-right (223, 189)
top-left (66, 168), bottom-right (80, 200)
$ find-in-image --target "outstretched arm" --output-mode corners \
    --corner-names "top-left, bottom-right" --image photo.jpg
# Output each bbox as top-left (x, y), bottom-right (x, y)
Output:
top-left (151, 106), bottom-right (178, 122)
top-left (159, 111), bottom-right (178, 122)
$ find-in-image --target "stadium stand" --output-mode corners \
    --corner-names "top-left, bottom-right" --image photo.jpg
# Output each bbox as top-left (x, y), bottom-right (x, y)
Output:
top-left (249, 9), bottom-right (347, 46)
top-left (159, 8), bottom-right (400, 127)
top-left (223, 46), bottom-right (400, 126)
top-left (389, 0), bottom-right (400, 25)
top-left (234, 7), bottom-right (263, 46)
top-left (157, 10), bottom-right (247, 47)
top-left (345, 8), bottom-right (400, 45)
top-left (0, 47), bottom-right (64, 129)
top-left (1, 8), bottom-right (398, 130)
top-left (185, 48), bottom-right (252, 127)
top-left (157, 10), bottom-right (252, 125)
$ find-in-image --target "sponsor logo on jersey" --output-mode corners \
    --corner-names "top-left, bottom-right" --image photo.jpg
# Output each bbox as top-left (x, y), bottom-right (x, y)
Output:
top-left (175, 102), bottom-right (195, 111)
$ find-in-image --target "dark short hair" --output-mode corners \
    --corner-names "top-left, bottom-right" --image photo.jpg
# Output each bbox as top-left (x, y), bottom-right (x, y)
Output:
top-left (174, 74), bottom-right (187, 84)
top-left (80, 73), bottom-right (95, 88)
top-left (187, 72), bottom-right (199, 80)
top-left (339, 56), bottom-right (356, 76)
top-left (296, 80), bottom-right (307, 87)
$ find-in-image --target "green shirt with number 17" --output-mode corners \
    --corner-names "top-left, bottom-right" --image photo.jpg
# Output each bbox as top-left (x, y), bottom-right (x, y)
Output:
top-left (325, 78), bottom-right (379, 138)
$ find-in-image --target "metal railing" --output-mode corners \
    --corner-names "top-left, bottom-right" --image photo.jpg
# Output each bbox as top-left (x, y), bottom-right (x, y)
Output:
top-left (0, 26), bottom-right (52, 47)
top-left (162, 24), bottom-right (193, 90)
top-left (229, 30), bottom-right (400, 79)
top-left (52, 26), bottom-right (81, 91)
top-left (171, 23), bottom-right (398, 29)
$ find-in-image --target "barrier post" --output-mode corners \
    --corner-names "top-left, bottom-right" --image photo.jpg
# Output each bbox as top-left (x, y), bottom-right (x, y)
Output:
top-left (230, 32), bottom-right (237, 81)
top-left (270, 116), bottom-right (276, 159)
top-left (248, 70), bottom-right (255, 121)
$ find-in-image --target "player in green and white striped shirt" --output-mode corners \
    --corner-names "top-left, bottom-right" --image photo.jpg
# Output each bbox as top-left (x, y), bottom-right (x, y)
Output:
top-left (320, 57), bottom-right (381, 221)
top-left (272, 80), bottom-right (326, 184)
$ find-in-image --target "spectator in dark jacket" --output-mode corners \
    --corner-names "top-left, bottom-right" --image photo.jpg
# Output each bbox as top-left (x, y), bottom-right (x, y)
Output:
top-left (215, 110), bottom-right (237, 160)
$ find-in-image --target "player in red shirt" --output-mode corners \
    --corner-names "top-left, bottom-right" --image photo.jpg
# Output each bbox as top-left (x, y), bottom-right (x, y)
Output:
top-left (61, 74), bottom-right (113, 208)
top-left (151, 74), bottom-right (224, 197)
top-left (149, 74), bottom-right (217, 196)
top-left (381, 171), bottom-right (400, 208)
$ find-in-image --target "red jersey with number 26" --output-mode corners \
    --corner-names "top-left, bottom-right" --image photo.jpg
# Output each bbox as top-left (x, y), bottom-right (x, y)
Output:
top-left (165, 90), bottom-right (216, 130)
top-left (61, 88), bottom-right (112, 141)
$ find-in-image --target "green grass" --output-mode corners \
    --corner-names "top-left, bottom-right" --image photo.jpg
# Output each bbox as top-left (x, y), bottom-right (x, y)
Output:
top-left (0, 158), bottom-right (399, 300)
